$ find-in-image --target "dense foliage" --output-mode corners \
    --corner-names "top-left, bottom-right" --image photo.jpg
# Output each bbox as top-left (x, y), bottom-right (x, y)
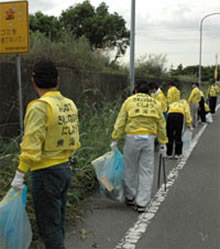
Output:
top-left (170, 63), bottom-right (218, 82)
top-left (29, 0), bottom-right (130, 63)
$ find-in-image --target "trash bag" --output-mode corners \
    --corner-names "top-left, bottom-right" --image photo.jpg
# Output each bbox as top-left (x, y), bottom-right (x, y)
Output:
top-left (0, 185), bottom-right (32, 249)
top-left (91, 149), bottom-right (124, 202)
top-left (182, 129), bottom-right (192, 154)
top-left (206, 112), bottom-right (213, 123)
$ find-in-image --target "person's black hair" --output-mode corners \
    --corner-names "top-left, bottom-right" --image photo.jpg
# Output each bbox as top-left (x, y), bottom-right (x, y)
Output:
top-left (170, 80), bottom-right (177, 87)
top-left (210, 79), bottom-right (215, 85)
top-left (193, 82), bottom-right (199, 87)
top-left (32, 59), bottom-right (58, 89)
top-left (134, 80), bottom-right (150, 94)
top-left (149, 81), bottom-right (158, 90)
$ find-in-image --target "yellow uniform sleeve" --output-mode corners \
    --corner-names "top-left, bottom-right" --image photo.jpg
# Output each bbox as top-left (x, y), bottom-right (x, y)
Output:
top-left (184, 102), bottom-right (192, 127)
top-left (155, 104), bottom-right (168, 144)
top-left (18, 101), bottom-right (48, 172)
top-left (111, 101), bottom-right (127, 141)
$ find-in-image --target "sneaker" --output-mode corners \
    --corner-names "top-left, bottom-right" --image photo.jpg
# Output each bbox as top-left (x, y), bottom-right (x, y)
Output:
top-left (133, 204), bottom-right (146, 213)
top-left (174, 154), bottom-right (182, 160)
top-left (125, 197), bottom-right (135, 206)
top-left (166, 155), bottom-right (173, 159)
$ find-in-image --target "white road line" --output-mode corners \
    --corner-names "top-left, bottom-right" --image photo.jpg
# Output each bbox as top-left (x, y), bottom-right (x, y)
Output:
top-left (115, 105), bottom-right (220, 249)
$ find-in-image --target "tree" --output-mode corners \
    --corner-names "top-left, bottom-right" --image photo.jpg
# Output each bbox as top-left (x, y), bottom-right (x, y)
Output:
top-left (29, 11), bottom-right (62, 41)
top-left (136, 54), bottom-right (168, 77)
top-left (60, 1), bottom-right (130, 61)
top-left (170, 64), bottom-right (215, 82)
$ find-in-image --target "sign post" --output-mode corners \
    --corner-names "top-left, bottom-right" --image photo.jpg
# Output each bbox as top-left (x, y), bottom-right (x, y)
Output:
top-left (0, 1), bottom-right (29, 137)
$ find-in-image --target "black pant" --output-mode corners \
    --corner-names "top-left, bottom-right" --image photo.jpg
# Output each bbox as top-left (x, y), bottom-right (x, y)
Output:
top-left (209, 96), bottom-right (217, 114)
top-left (166, 113), bottom-right (184, 156)
top-left (31, 162), bottom-right (72, 249)
top-left (198, 97), bottom-right (206, 122)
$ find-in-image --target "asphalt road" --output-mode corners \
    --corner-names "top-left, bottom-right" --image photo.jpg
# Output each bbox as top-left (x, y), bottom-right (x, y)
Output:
top-left (65, 106), bottom-right (220, 249)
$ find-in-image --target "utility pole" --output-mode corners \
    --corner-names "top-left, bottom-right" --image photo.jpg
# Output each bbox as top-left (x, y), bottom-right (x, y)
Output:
top-left (198, 12), bottom-right (220, 86)
top-left (129, 0), bottom-right (136, 94)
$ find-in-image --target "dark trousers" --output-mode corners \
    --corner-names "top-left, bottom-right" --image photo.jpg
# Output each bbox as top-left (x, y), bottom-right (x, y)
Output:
top-left (209, 96), bottom-right (217, 114)
top-left (198, 97), bottom-right (206, 122)
top-left (31, 162), bottom-right (72, 249)
top-left (166, 113), bottom-right (184, 156)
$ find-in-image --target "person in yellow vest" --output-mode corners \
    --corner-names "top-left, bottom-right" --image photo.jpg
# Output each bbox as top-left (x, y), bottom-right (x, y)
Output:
top-left (166, 98), bottom-right (192, 159)
top-left (207, 80), bottom-right (218, 114)
top-left (198, 89), bottom-right (206, 123)
top-left (188, 82), bottom-right (201, 128)
top-left (149, 82), bottom-right (167, 118)
top-left (11, 60), bottom-right (81, 249)
top-left (167, 81), bottom-right (181, 105)
top-left (110, 80), bottom-right (168, 213)
top-left (214, 81), bottom-right (220, 95)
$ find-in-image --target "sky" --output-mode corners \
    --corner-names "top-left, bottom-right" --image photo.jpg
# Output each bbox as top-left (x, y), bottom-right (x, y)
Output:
top-left (2, 0), bottom-right (220, 68)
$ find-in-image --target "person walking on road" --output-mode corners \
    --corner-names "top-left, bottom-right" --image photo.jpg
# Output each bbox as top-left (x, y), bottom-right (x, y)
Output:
top-left (207, 80), bottom-right (218, 115)
top-left (198, 89), bottom-right (206, 123)
top-left (110, 80), bottom-right (168, 213)
top-left (166, 99), bottom-right (192, 159)
top-left (188, 82), bottom-right (201, 128)
top-left (150, 81), bottom-right (167, 118)
top-left (167, 80), bottom-right (181, 106)
top-left (11, 59), bottom-right (81, 249)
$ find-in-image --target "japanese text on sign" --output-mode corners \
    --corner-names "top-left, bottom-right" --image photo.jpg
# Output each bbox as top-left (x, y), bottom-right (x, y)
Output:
top-left (0, 1), bottom-right (29, 54)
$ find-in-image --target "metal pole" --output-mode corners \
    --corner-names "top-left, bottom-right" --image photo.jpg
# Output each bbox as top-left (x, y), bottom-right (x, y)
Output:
top-left (198, 12), bottom-right (220, 87)
top-left (129, 0), bottom-right (135, 94)
top-left (198, 18), bottom-right (203, 87)
top-left (16, 55), bottom-right (24, 138)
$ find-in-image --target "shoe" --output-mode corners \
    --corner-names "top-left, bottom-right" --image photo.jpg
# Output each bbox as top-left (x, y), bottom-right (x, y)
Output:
top-left (125, 197), bottom-right (135, 206)
top-left (133, 204), bottom-right (146, 213)
top-left (166, 155), bottom-right (173, 159)
top-left (174, 154), bottom-right (182, 160)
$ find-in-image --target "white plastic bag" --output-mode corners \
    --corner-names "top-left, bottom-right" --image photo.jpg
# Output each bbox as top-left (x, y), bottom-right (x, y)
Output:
top-left (206, 112), bottom-right (213, 123)
top-left (0, 185), bottom-right (32, 249)
top-left (91, 149), bottom-right (124, 202)
top-left (182, 129), bottom-right (192, 154)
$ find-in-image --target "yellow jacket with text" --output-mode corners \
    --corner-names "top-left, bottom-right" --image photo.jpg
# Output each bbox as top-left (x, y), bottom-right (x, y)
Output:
top-left (167, 86), bottom-right (180, 105)
top-left (18, 91), bottom-right (81, 172)
top-left (188, 87), bottom-right (201, 103)
top-left (151, 88), bottom-right (167, 113)
top-left (168, 100), bottom-right (192, 127)
top-left (111, 93), bottom-right (168, 144)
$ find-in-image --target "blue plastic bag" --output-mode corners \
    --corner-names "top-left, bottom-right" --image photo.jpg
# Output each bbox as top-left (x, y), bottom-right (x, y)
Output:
top-left (0, 185), bottom-right (32, 249)
top-left (91, 149), bottom-right (124, 202)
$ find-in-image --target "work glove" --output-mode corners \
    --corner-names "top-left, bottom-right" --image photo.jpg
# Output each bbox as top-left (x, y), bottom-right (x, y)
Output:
top-left (11, 170), bottom-right (25, 191)
top-left (159, 145), bottom-right (167, 157)
top-left (110, 140), bottom-right (118, 153)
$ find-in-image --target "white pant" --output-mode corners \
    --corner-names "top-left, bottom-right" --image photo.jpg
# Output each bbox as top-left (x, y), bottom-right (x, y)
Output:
top-left (190, 103), bottom-right (199, 128)
top-left (123, 135), bottom-right (155, 207)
